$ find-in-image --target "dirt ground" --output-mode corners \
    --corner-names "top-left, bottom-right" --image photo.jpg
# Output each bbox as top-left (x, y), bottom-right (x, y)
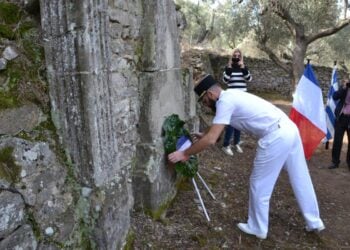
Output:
top-left (131, 100), bottom-right (350, 249)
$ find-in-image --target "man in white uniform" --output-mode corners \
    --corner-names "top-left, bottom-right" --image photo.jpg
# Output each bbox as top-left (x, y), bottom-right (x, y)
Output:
top-left (168, 74), bottom-right (325, 239)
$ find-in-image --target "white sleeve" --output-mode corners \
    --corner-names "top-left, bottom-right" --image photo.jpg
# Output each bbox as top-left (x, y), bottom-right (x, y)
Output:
top-left (212, 99), bottom-right (233, 125)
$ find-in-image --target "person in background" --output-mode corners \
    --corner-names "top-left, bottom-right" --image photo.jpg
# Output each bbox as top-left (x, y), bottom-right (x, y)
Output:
top-left (168, 74), bottom-right (325, 239)
top-left (328, 77), bottom-right (350, 170)
top-left (221, 48), bottom-right (252, 156)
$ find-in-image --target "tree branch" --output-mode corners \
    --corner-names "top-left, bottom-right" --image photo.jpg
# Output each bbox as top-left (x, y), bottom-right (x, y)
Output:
top-left (263, 0), bottom-right (300, 36)
top-left (257, 35), bottom-right (291, 74)
top-left (306, 19), bottom-right (350, 44)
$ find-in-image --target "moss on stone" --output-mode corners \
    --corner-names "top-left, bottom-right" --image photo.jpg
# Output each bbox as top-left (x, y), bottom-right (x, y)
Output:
top-left (0, 23), bottom-right (15, 39)
top-left (147, 195), bottom-right (175, 221)
top-left (26, 210), bottom-right (41, 240)
top-left (0, 146), bottom-right (21, 183)
top-left (123, 231), bottom-right (135, 250)
top-left (0, 91), bottom-right (20, 109)
top-left (0, 2), bottom-right (22, 25)
top-left (7, 65), bottom-right (22, 90)
top-left (22, 37), bottom-right (44, 65)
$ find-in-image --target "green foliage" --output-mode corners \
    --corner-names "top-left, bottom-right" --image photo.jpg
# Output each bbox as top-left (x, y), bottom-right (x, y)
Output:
top-left (0, 146), bottom-right (21, 183)
top-left (18, 20), bottom-right (37, 37)
top-left (0, 2), bottom-right (21, 24)
top-left (176, 0), bottom-right (254, 49)
top-left (323, 25), bottom-right (350, 66)
top-left (178, 0), bottom-right (349, 68)
top-left (163, 114), bottom-right (189, 152)
top-left (0, 4), bottom-right (47, 111)
top-left (0, 23), bottom-right (15, 39)
top-left (162, 114), bottom-right (198, 178)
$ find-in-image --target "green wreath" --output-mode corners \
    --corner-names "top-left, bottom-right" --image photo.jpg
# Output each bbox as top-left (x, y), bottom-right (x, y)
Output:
top-left (163, 114), bottom-right (198, 178)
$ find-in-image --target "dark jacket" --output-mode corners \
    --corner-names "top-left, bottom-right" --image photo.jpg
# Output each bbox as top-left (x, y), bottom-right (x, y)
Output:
top-left (333, 87), bottom-right (348, 119)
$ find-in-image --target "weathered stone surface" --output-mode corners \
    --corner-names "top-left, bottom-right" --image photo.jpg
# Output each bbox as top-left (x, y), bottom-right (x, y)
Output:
top-left (0, 58), bottom-right (7, 70)
top-left (0, 224), bottom-right (37, 250)
top-left (2, 46), bottom-right (19, 61)
top-left (140, 0), bottom-right (181, 71)
top-left (0, 137), bottom-right (74, 241)
top-left (40, 0), bottom-right (137, 247)
top-left (134, 68), bottom-right (196, 210)
top-left (0, 104), bottom-right (44, 135)
top-left (37, 242), bottom-right (60, 250)
top-left (41, 0), bottom-right (122, 187)
top-left (133, 141), bottom-right (177, 210)
top-left (39, 0), bottom-right (194, 247)
top-left (138, 70), bottom-right (186, 142)
top-left (93, 176), bottom-right (133, 250)
top-left (0, 192), bottom-right (25, 239)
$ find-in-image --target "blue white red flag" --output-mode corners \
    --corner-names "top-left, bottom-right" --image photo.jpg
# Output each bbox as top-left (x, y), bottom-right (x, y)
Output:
top-left (324, 66), bottom-right (339, 141)
top-left (289, 63), bottom-right (327, 160)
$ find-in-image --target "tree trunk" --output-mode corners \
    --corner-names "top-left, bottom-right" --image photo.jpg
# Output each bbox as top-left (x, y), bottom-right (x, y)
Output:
top-left (291, 41), bottom-right (307, 88)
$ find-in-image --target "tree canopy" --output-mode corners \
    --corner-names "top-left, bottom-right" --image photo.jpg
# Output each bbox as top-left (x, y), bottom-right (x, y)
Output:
top-left (176, 0), bottom-right (350, 85)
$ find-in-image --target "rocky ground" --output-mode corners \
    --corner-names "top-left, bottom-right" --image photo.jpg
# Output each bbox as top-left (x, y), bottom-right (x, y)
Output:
top-left (130, 99), bottom-right (350, 249)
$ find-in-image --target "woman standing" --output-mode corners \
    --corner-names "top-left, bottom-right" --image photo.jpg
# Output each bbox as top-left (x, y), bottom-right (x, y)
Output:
top-left (221, 48), bottom-right (252, 156)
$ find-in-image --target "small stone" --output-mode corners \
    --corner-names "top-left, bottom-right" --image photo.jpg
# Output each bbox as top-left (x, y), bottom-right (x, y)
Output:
top-left (220, 202), bottom-right (227, 208)
top-left (2, 46), bottom-right (19, 61)
top-left (82, 187), bottom-right (92, 197)
top-left (23, 150), bottom-right (38, 161)
top-left (45, 227), bottom-right (54, 236)
top-left (0, 58), bottom-right (7, 70)
top-left (20, 169), bottom-right (27, 178)
top-left (47, 200), bottom-right (54, 207)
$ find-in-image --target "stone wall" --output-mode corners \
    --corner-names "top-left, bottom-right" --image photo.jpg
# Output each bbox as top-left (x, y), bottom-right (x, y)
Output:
top-left (185, 49), bottom-right (347, 99)
top-left (209, 52), bottom-right (348, 98)
top-left (132, 0), bottom-right (197, 212)
top-left (1, 0), bottom-right (196, 249)
top-left (38, 0), bottom-right (196, 249)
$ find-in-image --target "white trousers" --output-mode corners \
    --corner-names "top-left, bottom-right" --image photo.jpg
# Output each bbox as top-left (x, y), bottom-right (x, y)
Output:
top-left (247, 118), bottom-right (324, 235)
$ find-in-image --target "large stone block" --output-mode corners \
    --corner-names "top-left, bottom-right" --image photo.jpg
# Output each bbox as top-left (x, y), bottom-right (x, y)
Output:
top-left (134, 68), bottom-right (196, 211)
top-left (140, 0), bottom-right (181, 71)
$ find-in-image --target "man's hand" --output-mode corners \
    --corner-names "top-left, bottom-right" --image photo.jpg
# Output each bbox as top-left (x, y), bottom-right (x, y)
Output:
top-left (168, 151), bottom-right (189, 163)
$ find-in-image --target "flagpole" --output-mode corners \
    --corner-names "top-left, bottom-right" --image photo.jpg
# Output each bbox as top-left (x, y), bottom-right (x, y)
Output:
top-left (196, 172), bottom-right (216, 200)
top-left (192, 178), bottom-right (210, 222)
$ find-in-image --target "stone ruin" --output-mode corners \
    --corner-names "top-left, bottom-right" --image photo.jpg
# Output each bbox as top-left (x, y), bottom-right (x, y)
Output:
top-left (0, 0), bottom-right (197, 249)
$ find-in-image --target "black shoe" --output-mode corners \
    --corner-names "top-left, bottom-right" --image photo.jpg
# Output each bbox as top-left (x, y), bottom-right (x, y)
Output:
top-left (328, 163), bottom-right (339, 169)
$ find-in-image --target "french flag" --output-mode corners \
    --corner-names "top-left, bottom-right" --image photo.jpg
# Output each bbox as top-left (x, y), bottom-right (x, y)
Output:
top-left (289, 63), bottom-right (327, 160)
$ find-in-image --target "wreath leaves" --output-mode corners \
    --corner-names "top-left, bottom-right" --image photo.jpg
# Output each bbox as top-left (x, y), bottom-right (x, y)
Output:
top-left (163, 114), bottom-right (198, 178)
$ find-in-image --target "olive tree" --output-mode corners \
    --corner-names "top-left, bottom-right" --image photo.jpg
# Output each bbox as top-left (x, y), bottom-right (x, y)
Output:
top-left (252, 0), bottom-right (350, 86)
